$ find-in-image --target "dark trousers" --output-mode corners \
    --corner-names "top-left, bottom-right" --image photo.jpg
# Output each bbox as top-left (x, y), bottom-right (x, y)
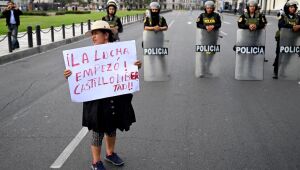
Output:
top-left (8, 24), bottom-right (19, 49)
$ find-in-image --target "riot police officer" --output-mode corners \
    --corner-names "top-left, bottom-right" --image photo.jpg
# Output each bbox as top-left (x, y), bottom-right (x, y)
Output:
top-left (102, 0), bottom-right (123, 41)
top-left (273, 0), bottom-right (300, 79)
top-left (143, 1), bottom-right (169, 81)
top-left (238, 0), bottom-right (267, 31)
top-left (144, 2), bottom-right (168, 31)
top-left (195, 0), bottom-right (221, 78)
top-left (234, 0), bottom-right (267, 80)
top-left (196, 1), bottom-right (221, 32)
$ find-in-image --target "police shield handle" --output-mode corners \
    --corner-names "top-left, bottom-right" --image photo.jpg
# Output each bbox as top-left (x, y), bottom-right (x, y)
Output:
top-left (143, 31), bottom-right (169, 81)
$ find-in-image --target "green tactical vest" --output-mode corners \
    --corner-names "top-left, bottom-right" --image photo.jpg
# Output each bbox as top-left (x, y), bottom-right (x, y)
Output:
top-left (275, 14), bottom-right (299, 41)
top-left (283, 14), bottom-right (298, 26)
top-left (105, 16), bottom-right (120, 41)
top-left (203, 13), bottom-right (217, 26)
top-left (244, 12), bottom-right (260, 25)
top-left (105, 16), bottom-right (118, 28)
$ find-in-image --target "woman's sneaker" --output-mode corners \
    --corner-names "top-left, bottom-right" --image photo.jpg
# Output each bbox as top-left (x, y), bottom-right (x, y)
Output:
top-left (105, 152), bottom-right (124, 166)
top-left (91, 161), bottom-right (106, 170)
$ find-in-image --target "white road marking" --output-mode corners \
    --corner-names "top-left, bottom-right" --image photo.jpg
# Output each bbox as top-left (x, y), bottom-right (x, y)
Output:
top-left (50, 127), bottom-right (89, 169)
top-left (223, 21), bottom-right (231, 25)
top-left (169, 20), bottom-right (175, 28)
top-left (221, 31), bottom-right (228, 36)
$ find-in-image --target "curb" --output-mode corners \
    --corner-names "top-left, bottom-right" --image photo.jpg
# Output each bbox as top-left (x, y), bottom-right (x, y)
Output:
top-left (0, 21), bottom-right (135, 65)
top-left (0, 22), bottom-right (134, 65)
top-left (0, 10), bottom-right (172, 65)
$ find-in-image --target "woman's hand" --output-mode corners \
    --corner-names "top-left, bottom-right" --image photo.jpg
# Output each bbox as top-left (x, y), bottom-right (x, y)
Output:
top-left (134, 60), bottom-right (142, 69)
top-left (64, 69), bottom-right (72, 79)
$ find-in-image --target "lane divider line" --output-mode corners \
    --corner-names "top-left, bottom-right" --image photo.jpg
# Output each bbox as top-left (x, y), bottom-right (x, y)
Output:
top-left (169, 20), bottom-right (175, 28)
top-left (221, 31), bottom-right (228, 36)
top-left (50, 127), bottom-right (89, 169)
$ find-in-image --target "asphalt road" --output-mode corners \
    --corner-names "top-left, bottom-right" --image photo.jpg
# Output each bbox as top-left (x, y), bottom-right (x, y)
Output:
top-left (0, 11), bottom-right (299, 170)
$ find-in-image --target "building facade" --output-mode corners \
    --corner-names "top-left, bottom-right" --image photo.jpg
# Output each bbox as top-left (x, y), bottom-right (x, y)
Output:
top-left (165, 0), bottom-right (201, 10)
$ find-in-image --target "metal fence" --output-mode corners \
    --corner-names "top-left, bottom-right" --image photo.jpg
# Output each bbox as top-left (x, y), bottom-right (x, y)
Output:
top-left (0, 14), bottom-right (144, 53)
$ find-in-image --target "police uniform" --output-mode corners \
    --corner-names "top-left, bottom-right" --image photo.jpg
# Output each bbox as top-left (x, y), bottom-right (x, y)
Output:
top-left (196, 12), bottom-right (221, 30)
top-left (273, 13), bottom-right (300, 78)
top-left (144, 16), bottom-right (168, 27)
top-left (238, 12), bottom-right (267, 29)
top-left (195, 11), bottom-right (221, 77)
top-left (102, 15), bottom-right (123, 41)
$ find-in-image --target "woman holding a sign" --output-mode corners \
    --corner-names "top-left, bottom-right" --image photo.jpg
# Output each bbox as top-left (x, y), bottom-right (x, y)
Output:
top-left (64, 20), bottom-right (141, 170)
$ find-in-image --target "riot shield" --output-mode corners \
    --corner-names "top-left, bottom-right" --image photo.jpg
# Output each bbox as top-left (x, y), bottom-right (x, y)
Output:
top-left (143, 31), bottom-right (169, 81)
top-left (278, 28), bottom-right (300, 80)
top-left (235, 29), bottom-right (266, 80)
top-left (195, 29), bottom-right (220, 78)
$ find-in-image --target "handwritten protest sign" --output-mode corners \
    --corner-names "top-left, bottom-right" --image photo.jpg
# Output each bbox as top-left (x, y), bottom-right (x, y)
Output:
top-left (63, 40), bottom-right (139, 102)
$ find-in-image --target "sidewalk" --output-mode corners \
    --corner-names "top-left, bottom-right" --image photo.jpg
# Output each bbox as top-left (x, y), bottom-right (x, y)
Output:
top-left (0, 22), bottom-right (90, 64)
top-left (4, 23), bottom-right (91, 52)
top-left (0, 15), bottom-right (144, 65)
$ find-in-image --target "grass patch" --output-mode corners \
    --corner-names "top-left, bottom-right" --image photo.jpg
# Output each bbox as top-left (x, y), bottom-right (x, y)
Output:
top-left (0, 10), bottom-right (144, 35)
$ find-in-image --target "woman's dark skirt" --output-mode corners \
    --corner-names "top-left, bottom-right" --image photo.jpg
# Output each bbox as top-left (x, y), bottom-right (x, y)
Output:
top-left (82, 94), bottom-right (136, 133)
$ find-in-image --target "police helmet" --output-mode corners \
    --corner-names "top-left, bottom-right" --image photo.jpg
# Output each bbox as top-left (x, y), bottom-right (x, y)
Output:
top-left (204, 1), bottom-right (215, 8)
top-left (286, 0), bottom-right (299, 7)
top-left (107, 0), bottom-right (117, 9)
top-left (149, 2), bottom-right (160, 10)
top-left (247, 0), bottom-right (258, 7)
top-left (284, 0), bottom-right (298, 14)
top-left (246, 0), bottom-right (258, 12)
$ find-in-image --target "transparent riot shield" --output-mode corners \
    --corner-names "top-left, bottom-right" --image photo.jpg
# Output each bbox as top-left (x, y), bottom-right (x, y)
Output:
top-left (278, 28), bottom-right (300, 80)
top-left (195, 29), bottom-right (220, 78)
top-left (235, 29), bottom-right (266, 80)
top-left (143, 31), bottom-right (169, 81)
